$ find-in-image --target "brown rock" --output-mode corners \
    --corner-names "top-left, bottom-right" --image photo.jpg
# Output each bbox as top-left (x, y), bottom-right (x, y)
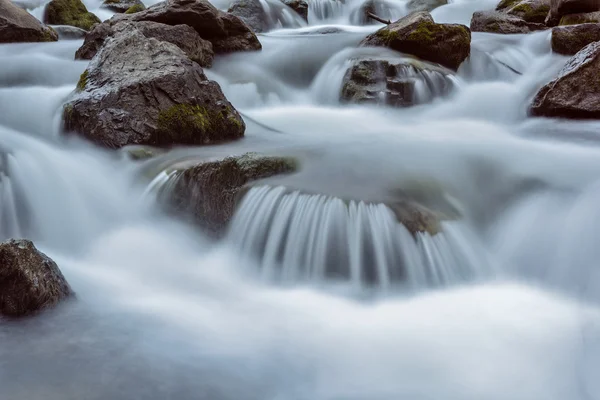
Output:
top-left (551, 22), bottom-right (600, 54)
top-left (0, 0), bottom-right (58, 43)
top-left (546, 0), bottom-right (600, 25)
top-left (470, 10), bottom-right (547, 34)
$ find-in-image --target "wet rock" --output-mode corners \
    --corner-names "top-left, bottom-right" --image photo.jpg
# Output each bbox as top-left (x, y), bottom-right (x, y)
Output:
top-left (168, 153), bottom-right (298, 236)
top-left (406, 0), bottom-right (448, 12)
top-left (228, 0), bottom-right (269, 33)
top-left (546, 0), bottom-right (600, 25)
top-left (559, 10), bottom-right (600, 23)
top-left (43, 0), bottom-right (101, 31)
top-left (530, 41), bottom-right (600, 118)
top-left (551, 22), bottom-right (600, 54)
top-left (63, 29), bottom-right (244, 148)
top-left (340, 57), bottom-right (456, 107)
top-left (125, 3), bottom-right (146, 13)
top-left (102, 0), bottom-right (145, 13)
top-left (282, 0), bottom-right (308, 21)
top-left (360, 11), bottom-right (471, 71)
top-left (0, 239), bottom-right (72, 318)
top-left (0, 0), bottom-right (58, 43)
top-left (52, 24), bottom-right (87, 39)
top-left (75, 21), bottom-right (214, 67)
top-left (496, 0), bottom-right (551, 23)
top-left (470, 10), bottom-right (547, 34)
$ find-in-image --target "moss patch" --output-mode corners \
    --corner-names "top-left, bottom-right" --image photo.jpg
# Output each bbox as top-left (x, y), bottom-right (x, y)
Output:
top-left (157, 104), bottom-right (211, 133)
top-left (44, 0), bottom-right (101, 31)
top-left (376, 27), bottom-right (400, 44)
top-left (510, 2), bottom-right (549, 22)
top-left (496, 0), bottom-right (520, 10)
top-left (125, 3), bottom-right (145, 13)
top-left (76, 70), bottom-right (88, 92)
top-left (41, 26), bottom-right (58, 42)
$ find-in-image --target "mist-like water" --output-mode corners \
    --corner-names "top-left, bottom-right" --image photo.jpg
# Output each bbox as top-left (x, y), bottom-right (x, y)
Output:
top-left (2, 0), bottom-right (600, 399)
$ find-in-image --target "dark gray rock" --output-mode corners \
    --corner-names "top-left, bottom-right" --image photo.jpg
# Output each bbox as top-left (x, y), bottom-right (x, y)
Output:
top-left (546, 0), bottom-right (600, 25)
top-left (551, 22), bottom-right (600, 54)
top-left (0, 0), bottom-right (58, 43)
top-left (0, 239), bottom-right (72, 318)
top-left (102, 0), bottom-right (145, 13)
top-left (340, 57), bottom-right (456, 107)
top-left (228, 0), bottom-right (268, 33)
top-left (52, 24), bottom-right (87, 39)
top-left (470, 10), bottom-right (547, 33)
top-left (64, 29), bottom-right (244, 149)
top-left (75, 21), bottom-right (214, 67)
top-left (531, 41), bottom-right (600, 118)
top-left (360, 11), bottom-right (471, 71)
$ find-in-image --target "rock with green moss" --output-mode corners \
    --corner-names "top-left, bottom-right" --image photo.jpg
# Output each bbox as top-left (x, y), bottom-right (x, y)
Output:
top-left (552, 22), bottom-right (600, 54)
top-left (75, 21), bottom-right (214, 67)
top-left (125, 3), bottom-right (145, 13)
top-left (0, 0), bottom-right (58, 43)
top-left (559, 10), bottom-right (600, 24)
top-left (546, 0), bottom-right (600, 26)
top-left (360, 11), bottom-right (471, 71)
top-left (43, 0), bottom-right (101, 31)
top-left (500, 0), bottom-right (551, 23)
top-left (531, 41), bottom-right (600, 118)
top-left (340, 56), bottom-right (456, 107)
top-left (0, 239), bottom-right (73, 318)
top-left (63, 29), bottom-right (244, 148)
top-left (406, 0), bottom-right (447, 12)
top-left (102, 0), bottom-right (145, 13)
top-left (470, 10), bottom-right (547, 33)
top-left (167, 153), bottom-right (298, 236)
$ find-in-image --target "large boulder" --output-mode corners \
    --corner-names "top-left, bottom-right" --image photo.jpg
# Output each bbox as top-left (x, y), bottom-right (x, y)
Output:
top-left (546, 0), bottom-right (600, 25)
top-left (0, 0), bottom-right (58, 43)
top-left (75, 21), bottom-right (214, 67)
top-left (496, 0), bottom-right (551, 23)
top-left (43, 0), bottom-right (101, 31)
top-left (530, 41), bottom-right (600, 118)
top-left (102, 0), bottom-right (146, 13)
top-left (63, 29), bottom-right (244, 148)
top-left (406, 0), bottom-right (448, 12)
top-left (0, 239), bottom-right (72, 318)
top-left (551, 22), bottom-right (600, 54)
top-left (227, 0), bottom-right (268, 32)
top-left (167, 153), bottom-right (298, 236)
top-left (360, 11), bottom-right (471, 71)
top-left (470, 10), bottom-right (547, 33)
top-left (559, 10), bottom-right (600, 23)
top-left (340, 57), bottom-right (456, 107)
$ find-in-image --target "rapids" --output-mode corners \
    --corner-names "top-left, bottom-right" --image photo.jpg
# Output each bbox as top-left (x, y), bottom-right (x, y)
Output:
top-left (2, 0), bottom-right (600, 399)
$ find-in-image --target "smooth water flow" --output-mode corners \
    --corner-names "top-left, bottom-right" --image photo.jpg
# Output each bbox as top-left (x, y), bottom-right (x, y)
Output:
top-left (2, 0), bottom-right (600, 399)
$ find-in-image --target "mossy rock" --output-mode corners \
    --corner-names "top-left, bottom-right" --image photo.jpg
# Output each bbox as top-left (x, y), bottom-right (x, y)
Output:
top-left (125, 3), bottom-right (146, 13)
top-left (507, 1), bottom-right (550, 23)
top-left (559, 11), bottom-right (600, 25)
top-left (0, 0), bottom-right (59, 43)
top-left (43, 0), bottom-right (101, 31)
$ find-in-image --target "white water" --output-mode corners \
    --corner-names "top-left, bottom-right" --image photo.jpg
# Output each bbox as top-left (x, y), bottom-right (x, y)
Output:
top-left (2, 0), bottom-right (600, 399)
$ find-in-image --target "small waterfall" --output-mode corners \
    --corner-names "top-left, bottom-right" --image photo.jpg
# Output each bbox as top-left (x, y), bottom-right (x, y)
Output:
top-left (308, 0), bottom-right (346, 23)
top-left (0, 152), bottom-right (25, 239)
top-left (227, 185), bottom-right (491, 290)
top-left (259, 0), bottom-right (307, 30)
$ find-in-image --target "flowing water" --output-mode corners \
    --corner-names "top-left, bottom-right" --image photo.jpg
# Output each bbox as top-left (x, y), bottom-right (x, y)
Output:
top-left (3, 0), bottom-right (600, 399)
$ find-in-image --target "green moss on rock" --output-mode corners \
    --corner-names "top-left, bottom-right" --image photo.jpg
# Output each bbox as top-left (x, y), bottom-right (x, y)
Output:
top-left (76, 70), bottom-right (88, 92)
top-left (125, 3), bottom-right (145, 13)
top-left (496, 0), bottom-right (520, 10)
top-left (43, 0), bottom-right (101, 31)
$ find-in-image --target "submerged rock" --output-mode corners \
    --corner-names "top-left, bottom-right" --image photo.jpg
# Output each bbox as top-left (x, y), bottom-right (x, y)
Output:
top-left (102, 0), bottom-right (146, 13)
top-left (551, 22), bottom-right (600, 54)
top-left (340, 57), bottom-right (456, 107)
top-left (406, 0), bottom-right (448, 12)
top-left (228, 0), bottom-right (268, 33)
top-left (0, 239), bottom-right (72, 318)
top-left (75, 21), bottom-right (214, 67)
top-left (63, 29), bottom-right (244, 148)
top-left (282, 0), bottom-right (308, 21)
top-left (168, 153), bottom-right (298, 236)
top-left (0, 0), bottom-right (58, 43)
top-left (546, 0), bottom-right (600, 25)
top-left (470, 10), bottom-right (547, 34)
top-left (43, 0), bottom-right (101, 31)
top-left (360, 11), bottom-right (471, 71)
top-left (531, 40), bottom-right (600, 118)
top-left (51, 24), bottom-right (87, 39)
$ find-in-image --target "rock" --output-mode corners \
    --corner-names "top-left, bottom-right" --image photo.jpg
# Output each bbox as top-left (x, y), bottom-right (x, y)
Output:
top-left (282, 0), bottom-right (308, 21)
top-left (228, 0), bottom-right (269, 33)
top-left (75, 21), bottom-right (215, 67)
top-left (546, 0), bottom-right (600, 25)
top-left (125, 3), bottom-right (145, 13)
top-left (102, 0), bottom-right (145, 13)
top-left (530, 41), bottom-right (600, 118)
top-left (353, 0), bottom-right (396, 25)
top-left (51, 24), bottom-right (87, 39)
top-left (360, 11), bottom-right (471, 71)
top-left (0, 0), bottom-right (58, 43)
top-left (497, 0), bottom-right (551, 23)
top-left (559, 10), bottom-right (600, 23)
top-left (167, 153), bottom-right (297, 236)
top-left (0, 239), bottom-right (72, 318)
top-left (551, 22), bottom-right (600, 54)
top-left (63, 29), bottom-right (244, 149)
top-left (406, 0), bottom-right (448, 12)
top-left (43, 0), bottom-right (101, 31)
top-left (340, 57), bottom-right (456, 107)
top-left (470, 10), bottom-right (547, 33)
